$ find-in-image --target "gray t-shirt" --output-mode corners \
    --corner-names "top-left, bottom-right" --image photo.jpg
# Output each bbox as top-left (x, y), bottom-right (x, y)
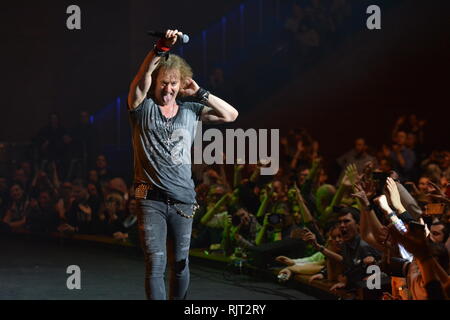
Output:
top-left (129, 97), bottom-right (204, 204)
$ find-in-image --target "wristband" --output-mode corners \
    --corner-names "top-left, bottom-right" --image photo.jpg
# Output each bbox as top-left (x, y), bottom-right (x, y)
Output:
top-left (398, 211), bottom-right (415, 224)
top-left (194, 87), bottom-right (210, 104)
top-left (154, 39), bottom-right (171, 59)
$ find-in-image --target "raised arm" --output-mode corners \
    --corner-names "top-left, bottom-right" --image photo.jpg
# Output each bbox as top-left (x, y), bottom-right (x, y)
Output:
top-left (179, 79), bottom-right (238, 123)
top-left (255, 214), bottom-right (270, 246)
top-left (321, 164), bottom-right (356, 224)
top-left (302, 229), bottom-right (343, 263)
top-left (301, 158), bottom-right (321, 196)
top-left (352, 186), bottom-right (387, 252)
top-left (200, 193), bottom-right (230, 225)
top-left (200, 95), bottom-right (238, 123)
top-left (128, 30), bottom-right (179, 110)
top-left (256, 187), bottom-right (271, 219)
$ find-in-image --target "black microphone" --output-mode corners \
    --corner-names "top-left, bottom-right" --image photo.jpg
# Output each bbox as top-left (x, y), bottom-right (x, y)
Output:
top-left (147, 30), bottom-right (190, 44)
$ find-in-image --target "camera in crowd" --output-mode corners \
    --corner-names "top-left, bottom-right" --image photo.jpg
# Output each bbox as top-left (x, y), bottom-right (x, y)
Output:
top-left (371, 171), bottom-right (390, 182)
top-left (371, 171), bottom-right (391, 196)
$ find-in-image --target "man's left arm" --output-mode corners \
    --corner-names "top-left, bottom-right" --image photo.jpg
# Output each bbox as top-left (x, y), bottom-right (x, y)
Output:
top-left (201, 94), bottom-right (238, 123)
top-left (180, 78), bottom-right (238, 123)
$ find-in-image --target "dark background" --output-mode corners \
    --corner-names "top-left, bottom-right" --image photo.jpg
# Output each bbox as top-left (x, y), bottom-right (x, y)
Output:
top-left (0, 0), bottom-right (243, 142)
top-left (238, 0), bottom-right (450, 161)
top-left (1, 0), bottom-right (448, 165)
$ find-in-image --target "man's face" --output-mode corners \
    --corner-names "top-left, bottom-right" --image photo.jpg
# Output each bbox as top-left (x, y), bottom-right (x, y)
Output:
top-left (430, 224), bottom-right (445, 243)
top-left (155, 68), bottom-right (181, 106)
top-left (338, 213), bottom-right (358, 242)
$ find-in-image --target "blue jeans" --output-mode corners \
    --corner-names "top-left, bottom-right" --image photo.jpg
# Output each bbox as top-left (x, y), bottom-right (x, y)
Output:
top-left (137, 199), bottom-right (194, 300)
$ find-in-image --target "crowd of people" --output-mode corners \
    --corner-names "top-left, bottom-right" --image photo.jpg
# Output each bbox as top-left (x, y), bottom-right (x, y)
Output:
top-left (0, 109), bottom-right (449, 300)
top-left (0, 110), bottom-right (138, 244)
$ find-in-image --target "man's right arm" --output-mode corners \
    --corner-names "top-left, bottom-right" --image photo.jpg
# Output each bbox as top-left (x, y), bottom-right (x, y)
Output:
top-left (128, 29), bottom-right (179, 110)
top-left (127, 50), bottom-right (161, 110)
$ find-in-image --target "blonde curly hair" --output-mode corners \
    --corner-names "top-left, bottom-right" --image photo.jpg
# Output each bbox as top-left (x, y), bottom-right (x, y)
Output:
top-left (151, 54), bottom-right (193, 98)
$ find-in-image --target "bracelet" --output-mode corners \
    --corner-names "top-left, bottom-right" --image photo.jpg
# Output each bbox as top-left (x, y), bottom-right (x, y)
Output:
top-left (153, 39), bottom-right (171, 58)
top-left (194, 87), bottom-right (210, 104)
top-left (387, 212), bottom-right (396, 219)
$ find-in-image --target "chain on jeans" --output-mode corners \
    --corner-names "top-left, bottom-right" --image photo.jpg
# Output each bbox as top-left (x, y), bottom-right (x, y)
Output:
top-left (135, 184), bottom-right (199, 219)
top-left (172, 202), bottom-right (199, 219)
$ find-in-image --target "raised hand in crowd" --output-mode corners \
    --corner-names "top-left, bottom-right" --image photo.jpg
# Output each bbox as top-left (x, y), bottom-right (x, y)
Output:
top-left (341, 163), bottom-right (358, 187)
top-left (351, 183), bottom-right (370, 208)
top-left (386, 177), bottom-right (406, 213)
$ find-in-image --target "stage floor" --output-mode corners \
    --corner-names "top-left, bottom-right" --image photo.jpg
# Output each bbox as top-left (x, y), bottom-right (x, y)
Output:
top-left (0, 235), bottom-right (316, 300)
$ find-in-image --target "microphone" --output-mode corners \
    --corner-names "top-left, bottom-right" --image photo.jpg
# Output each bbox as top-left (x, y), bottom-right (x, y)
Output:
top-left (147, 30), bottom-right (190, 44)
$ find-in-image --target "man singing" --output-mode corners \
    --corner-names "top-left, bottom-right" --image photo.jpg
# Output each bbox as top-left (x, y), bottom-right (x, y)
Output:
top-left (127, 29), bottom-right (238, 300)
